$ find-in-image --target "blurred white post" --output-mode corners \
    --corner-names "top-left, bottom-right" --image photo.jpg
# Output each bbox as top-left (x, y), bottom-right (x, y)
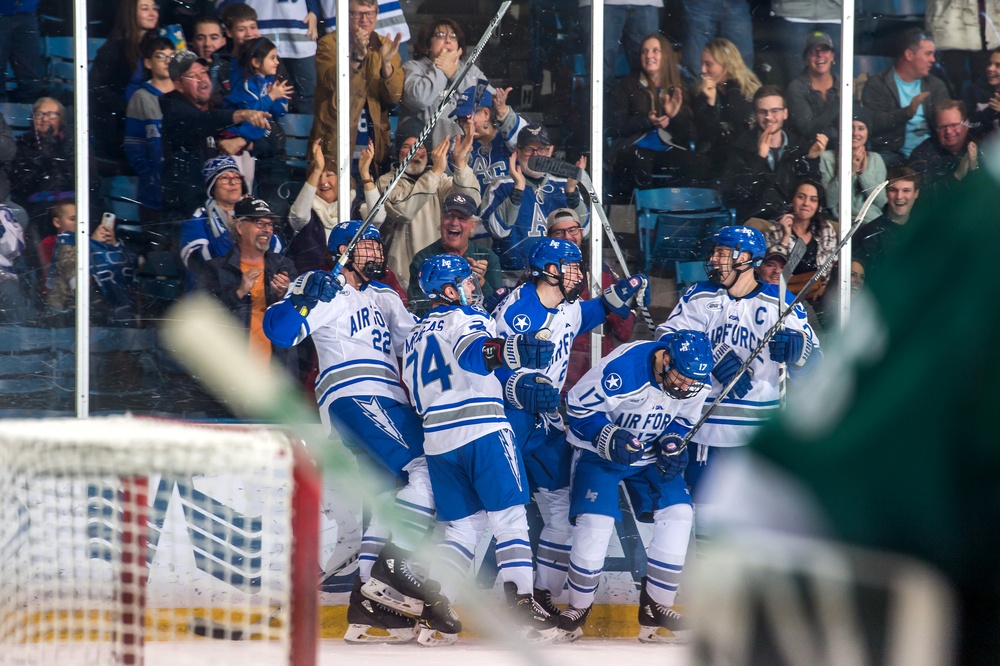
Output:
top-left (837, 2), bottom-right (856, 329)
top-left (589, 0), bottom-right (605, 367)
top-left (337, 0), bottom-right (351, 224)
top-left (74, 3), bottom-right (90, 417)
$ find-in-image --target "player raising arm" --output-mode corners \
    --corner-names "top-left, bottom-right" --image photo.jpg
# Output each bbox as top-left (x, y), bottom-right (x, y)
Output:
top-left (492, 238), bottom-right (650, 615)
top-left (263, 221), bottom-right (430, 644)
top-left (560, 331), bottom-right (714, 642)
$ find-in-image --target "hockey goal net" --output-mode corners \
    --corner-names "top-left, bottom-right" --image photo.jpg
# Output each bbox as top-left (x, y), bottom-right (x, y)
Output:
top-left (0, 415), bottom-right (320, 666)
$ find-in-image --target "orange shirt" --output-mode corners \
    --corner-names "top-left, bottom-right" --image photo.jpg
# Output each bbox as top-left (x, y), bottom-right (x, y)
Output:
top-left (241, 256), bottom-right (271, 365)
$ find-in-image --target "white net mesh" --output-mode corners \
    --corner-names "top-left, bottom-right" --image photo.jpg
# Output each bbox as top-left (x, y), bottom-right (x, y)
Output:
top-left (0, 415), bottom-right (314, 666)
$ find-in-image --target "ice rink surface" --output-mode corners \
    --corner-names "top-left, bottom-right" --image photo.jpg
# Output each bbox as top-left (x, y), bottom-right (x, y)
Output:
top-left (135, 638), bottom-right (692, 666)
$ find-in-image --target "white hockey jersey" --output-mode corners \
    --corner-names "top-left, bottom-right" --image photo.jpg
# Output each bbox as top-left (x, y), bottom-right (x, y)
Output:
top-left (566, 341), bottom-right (709, 466)
top-left (263, 280), bottom-right (417, 434)
top-left (656, 281), bottom-right (820, 447)
top-left (402, 305), bottom-right (510, 455)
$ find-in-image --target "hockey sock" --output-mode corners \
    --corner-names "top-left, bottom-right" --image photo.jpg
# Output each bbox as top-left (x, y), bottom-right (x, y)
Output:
top-left (489, 505), bottom-right (534, 595)
top-left (646, 503), bottom-right (694, 607)
top-left (359, 523), bottom-right (390, 581)
top-left (533, 488), bottom-right (573, 594)
top-left (432, 512), bottom-right (487, 602)
top-left (392, 457), bottom-right (436, 551)
top-left (566, 514), bottom-right (615, 609)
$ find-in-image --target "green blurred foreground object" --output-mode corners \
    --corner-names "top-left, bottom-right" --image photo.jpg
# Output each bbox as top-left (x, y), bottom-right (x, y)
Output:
top-left (696, 166), bottom-right (1000, 665)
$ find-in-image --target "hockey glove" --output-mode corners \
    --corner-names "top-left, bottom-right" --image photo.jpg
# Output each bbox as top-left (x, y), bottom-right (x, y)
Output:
top-left (483, 286), bottom-right (511, 314)
top-left (600, 274), bottom-right (650, 317)
top-left (484, 330), bottom-right (555, 371)
top-left (768, 329), bottom-right (813, 367)
top-left (656, 438), bottom-right (689, 481)
top-left (505, 373), bottom-right (561, 414)
top-left (289, 271), bottom-right (341, 314)
top-left (712, 344), bottom-right (752, 399)
top-left (594, 424), bottom-right (644, 466)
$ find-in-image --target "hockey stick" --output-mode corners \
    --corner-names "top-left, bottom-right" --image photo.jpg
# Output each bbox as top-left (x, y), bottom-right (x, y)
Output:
top-left (777, 237), bottom-right (807, 406)
top-left (678, 179), bottom-right (890, 450)
top-left (331, 1), bottom-right (512, 281)
top-left (527, 155), bottom-right (657, 332)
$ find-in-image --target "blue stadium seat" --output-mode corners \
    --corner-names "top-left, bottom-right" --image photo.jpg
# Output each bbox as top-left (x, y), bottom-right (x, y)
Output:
top-left (100, 176), bottom-right (141, 223)
top-left (281, 113), bottom-right (313, 171)
top-left (634, 187), bottom-right (734, 289)
top-left (0, 102), bottom-right (34, 136)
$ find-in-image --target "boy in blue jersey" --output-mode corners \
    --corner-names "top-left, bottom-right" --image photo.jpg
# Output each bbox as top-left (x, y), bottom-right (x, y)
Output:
top-left (262, 221), bottom-right (430, 644)
top-left (401, 254), bottom-right (559, 646)
top-left (655, 226), bottom-right (821, 527)
top-left (562, 331), bottom-right (714, 642)
top-left (492, 238), bottom-right (650, 616)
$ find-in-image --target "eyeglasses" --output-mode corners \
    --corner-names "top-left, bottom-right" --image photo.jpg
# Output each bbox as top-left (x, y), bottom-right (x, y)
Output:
top-left (809, 45), bottom-right (833, 55)
top-left (937, 121), bottom-right (966, 132)
top-left (433, 31), bottom-right (458, 41)
top-left (442, 211), bottom-right (471, 221)
top-left (151, 53), bottom-right (174, 61)
top-left (519, 146), bottom-right (547, 156)
top-left (32, 111), bottom-right (59, 120)
top-left (241, 219), bottom-right (274, 230)
top-left (349, 9), bottom-right (377, 20)
top-left (216, 173), bottom-right (243, 183)
top-left (549, 225), bottom-right (582, 238)
top-left (182, 71), bottom-right (210, 82)
top-left (755, 107), bottom-right (785, 116)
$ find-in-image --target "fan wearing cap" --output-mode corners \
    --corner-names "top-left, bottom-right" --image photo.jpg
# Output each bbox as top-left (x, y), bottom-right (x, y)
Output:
top-left (545, 208), bottom-right (636, 394)
top-left (375, 115), bottom-right (479, 289)
top-left (199, 196), bottom-right (297, 367)
top-left (786, 32), bottom-right (840, 146)
top-left (160, 50), bottom-right (271, 217)
top-left (400, 19), bottom-right (490, 150)
top-left (819, 106), bottom-right (887, 223)
top-left (406, 191), bottom-right (501, 315)
top-left (481, 124), bottom-right (590, 273)
top-left (179, 156), bottom-right (282, 291)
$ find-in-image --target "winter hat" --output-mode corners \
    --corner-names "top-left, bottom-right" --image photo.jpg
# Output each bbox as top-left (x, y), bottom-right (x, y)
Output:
top-left (203, 156), bottom-right (247, 199)
top-left (450, 79), bottom-right (494, 118)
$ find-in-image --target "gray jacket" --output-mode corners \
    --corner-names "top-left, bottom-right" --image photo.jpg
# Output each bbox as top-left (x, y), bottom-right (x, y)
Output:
top-left (400, 56), bottom-right (488, 150)
top-left (860, 66), bottom-right (949, 154)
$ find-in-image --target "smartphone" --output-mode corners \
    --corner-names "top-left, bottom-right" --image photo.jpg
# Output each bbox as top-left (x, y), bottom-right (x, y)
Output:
top-left (101, 212), bottom-right (116, 229)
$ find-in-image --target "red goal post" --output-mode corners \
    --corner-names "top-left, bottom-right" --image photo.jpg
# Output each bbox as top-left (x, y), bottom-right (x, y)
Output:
top-left (0, 415), bottom-right (320, 666)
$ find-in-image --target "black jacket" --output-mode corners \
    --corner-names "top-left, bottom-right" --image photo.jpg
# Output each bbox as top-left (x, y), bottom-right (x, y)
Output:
top-left (691, 81), bottom-right (755, 172)
top-left (8, 128), bottom-right (74, 205)
top-left (785, 72), bottom-right (840, 145)
top-left (608, 73), bottom-right (695, 151)
top-left (199, 245), bottom-right (298, 367)
top-left (722, 127), bottom-right (819, 222)
top-left (963, 75), bottom-right (1000, 140)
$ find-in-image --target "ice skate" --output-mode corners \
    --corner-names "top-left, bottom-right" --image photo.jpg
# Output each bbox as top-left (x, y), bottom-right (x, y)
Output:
top-left (416, 582), bottom-right (461, 647)
top-left (343, 577), bottom-right (417, 644)
top-left (556, 604), bottom-right (592, 643)
top-left (361, 543), bottom-right (427, 616)
top-left (504, 582), bottom-right (559, 644)
top-left (533, 587), bottom-right (560, 617)
top-left (637, 576), bottom-right (689, 643)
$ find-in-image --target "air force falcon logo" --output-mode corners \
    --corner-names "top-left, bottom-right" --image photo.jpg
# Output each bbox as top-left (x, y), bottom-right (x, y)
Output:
top-left (512, 313), bottom-right (532, 332)
top-left (603, 373), bottom-right (622, 391)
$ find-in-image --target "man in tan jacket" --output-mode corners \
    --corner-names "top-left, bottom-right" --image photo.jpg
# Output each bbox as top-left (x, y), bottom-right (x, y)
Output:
top-left (377, 117), bottom-right (479, 288)
top-left (311, 0), bottom-right (403, 178)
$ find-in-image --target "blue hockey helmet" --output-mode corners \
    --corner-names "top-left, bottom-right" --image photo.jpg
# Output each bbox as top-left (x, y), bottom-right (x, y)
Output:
top-left (705, 225), bottom-right (767, 287)
top-left (328, 221), bottom-right (385, 282)
top-left (660, 330), bottom-right (713, 399)
top-left (529, 238), bottom-right (585, 302)
top-left (418, 254), bottom-right (483, 307)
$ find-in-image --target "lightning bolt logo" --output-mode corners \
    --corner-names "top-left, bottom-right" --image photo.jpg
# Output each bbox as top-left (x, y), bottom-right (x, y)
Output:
top-left (498, 429), bottom-right (523, 492)
top-left (354, 397), bottom-right (409, 449)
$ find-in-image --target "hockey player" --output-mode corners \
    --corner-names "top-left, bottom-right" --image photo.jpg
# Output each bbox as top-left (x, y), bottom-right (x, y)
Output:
top-left (492, 238), bottom-right (651, 616)
top-left (560, 330), bottom-right (714, 642)
top-left (262, 221), bottom-right (431, 644)
top-left (398, 254), bottom-right (559, 646)
top-left (655, 226), bottom-right (820, 522)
